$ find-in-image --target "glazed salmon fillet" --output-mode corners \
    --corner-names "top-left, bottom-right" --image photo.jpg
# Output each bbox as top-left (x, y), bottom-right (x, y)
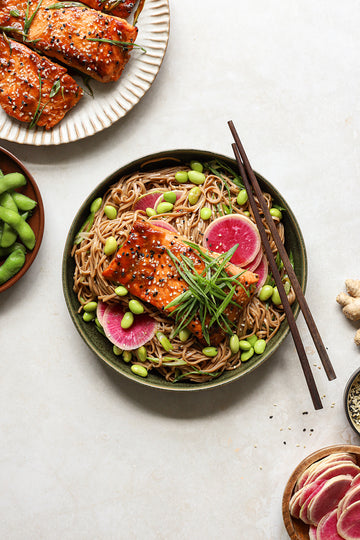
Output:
top-left (0, 0), bottom-right (138, 83)
top-left (102, 220), bottom-right (259, 345)
top-left (79, 0), bottom-right (136, 19)
top-left (0, 35), bottom-right (82, 129)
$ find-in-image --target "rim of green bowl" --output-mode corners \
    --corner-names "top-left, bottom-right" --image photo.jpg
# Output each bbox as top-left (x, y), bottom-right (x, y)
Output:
top-left (62, 149), bottom-right (308, 391)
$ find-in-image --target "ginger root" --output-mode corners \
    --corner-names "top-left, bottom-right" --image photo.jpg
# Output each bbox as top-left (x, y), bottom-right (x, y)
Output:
top-left (337, 279), bottom-right (360, 345)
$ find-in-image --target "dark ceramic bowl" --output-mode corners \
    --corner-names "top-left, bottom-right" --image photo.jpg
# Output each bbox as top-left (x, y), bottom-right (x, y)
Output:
top-left (282, 444), bottom-right (360, 539)
top-left (62, 149), bottom-right (307, 390)
top-left (0, 146), bottom-right (44, 293)
top-left (344, 367), bottom-right (360, 436)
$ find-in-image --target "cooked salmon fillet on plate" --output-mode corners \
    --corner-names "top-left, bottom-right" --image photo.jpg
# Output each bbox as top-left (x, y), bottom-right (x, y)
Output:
top-left (0, 0), bottom-right (138, 83)
top-left (0, 35), bottom-right (82, 129)
top-left (103, 220), bottom-right (259, 345)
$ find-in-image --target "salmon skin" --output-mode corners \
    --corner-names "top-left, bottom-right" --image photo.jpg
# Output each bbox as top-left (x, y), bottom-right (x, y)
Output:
top-left (102, 220), bottom-right (259, 345)
top-left (0, 35), bottom-right (82, 129)
top-left (0, 0), bottom-right (138, 83)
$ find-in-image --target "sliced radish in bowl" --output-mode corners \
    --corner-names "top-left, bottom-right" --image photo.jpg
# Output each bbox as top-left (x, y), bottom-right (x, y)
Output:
top-left (102, 303), bottom-right (157, 350)
top-left (203, 214), bottom-right (261, 267)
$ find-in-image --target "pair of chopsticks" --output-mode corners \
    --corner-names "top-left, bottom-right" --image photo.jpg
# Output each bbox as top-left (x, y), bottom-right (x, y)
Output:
top-left (228, 121), bottom-right (336, 410)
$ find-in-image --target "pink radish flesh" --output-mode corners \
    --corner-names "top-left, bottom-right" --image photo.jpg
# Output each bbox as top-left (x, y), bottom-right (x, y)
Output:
top-left (102, 303), bottom-right (157, 350)
top-left (133, 190), bottom-right (162, 213)
top-left (244, 247), bottom-right (263, 271)
top-left (253, 254), bottom-right (268, 291)
top-left (351, 473), bottom-right (360, 488)
top-left (151, 220), bottom-right (178, 233)
top-left (203, 214), bottom-right (261, 267)
top-left (337, 500), bottom-right (360, 539)
top-left (338, 484), bottom-right (360, 518)
top-left (96, 300), bottom-right (107, 326)
top-left (307, 463), bottom-right (360, 486)
top-left (308, 525), bottom-right (317, 540)
top-left (307, 475), bottom-right (353, 525)
top-left (316, 509), bottom-right (344, 540)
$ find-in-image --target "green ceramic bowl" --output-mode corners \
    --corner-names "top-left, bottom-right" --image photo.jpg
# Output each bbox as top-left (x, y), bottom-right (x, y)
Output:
top-left (62, 149), bottom-right (307, 391)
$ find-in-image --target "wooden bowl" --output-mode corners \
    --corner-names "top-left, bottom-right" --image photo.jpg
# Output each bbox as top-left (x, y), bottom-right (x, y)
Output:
top-left (0, 146), bottom-right (44, 293)
top-left (282, 444), bottom-right (360, 539)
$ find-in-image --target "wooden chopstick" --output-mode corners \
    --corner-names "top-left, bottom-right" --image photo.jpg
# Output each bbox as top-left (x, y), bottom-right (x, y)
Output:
top-left (228, 122), bottom-right (336, 382)
top-left (228, 126), bottom-right (329, 410)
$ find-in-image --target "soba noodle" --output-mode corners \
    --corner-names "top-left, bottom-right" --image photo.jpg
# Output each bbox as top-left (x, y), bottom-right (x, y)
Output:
top-left (72, 164), bottom-right (295, 383)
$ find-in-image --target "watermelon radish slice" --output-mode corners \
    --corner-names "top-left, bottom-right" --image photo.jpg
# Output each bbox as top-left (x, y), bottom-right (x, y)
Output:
top-left (316, 509), bottom-right (343, 540)
top-left (151, 220), bottom-right (178, 233)
top-left (96, 300), bottom-right (107, 326)
top-left (337, 500), bottom-right (360, 539)
top-left (203, 214), bottom-right (261, 267)
top-left (102, 303), bottom-right (157, 350)
top-left (133, 190), bottom-right (162, 213)
top-left (308, 525), bottom-right (317, 540)
top-left (252, 254), bottom-right (268, 291)
top-left (244, 247), bottom-right (263, 272)
top-left (307, 475), bottom-right (353, 525)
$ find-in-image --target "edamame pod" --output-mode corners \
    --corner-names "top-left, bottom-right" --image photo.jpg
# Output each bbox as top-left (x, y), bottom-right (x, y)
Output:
top-left (0, 192), bottom-right (18, 248)
top-left (0, 247), bottom-right (26, 285)
top-left (11, 192), bottom-right (37, 211)
top-left (0, 207), bottom-right (35, 250)
top-left (0, 172), bottom-right (26, 195)
top-left (0, 242), bottom-right (26, 258)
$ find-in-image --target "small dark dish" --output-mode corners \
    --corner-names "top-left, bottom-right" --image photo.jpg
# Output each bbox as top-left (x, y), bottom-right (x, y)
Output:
top-left (62, 149), bottom-right (307, 390)
top-left (344, 367), bottom-right (360, 436)
top-left (0, 146), bottom-right (44, 293)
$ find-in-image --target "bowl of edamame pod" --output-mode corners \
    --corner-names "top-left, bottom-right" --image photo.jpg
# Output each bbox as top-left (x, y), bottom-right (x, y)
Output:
top-left (62, 149), bottom-right (307, 391)
top-left (0, 147), bottom-right (44, 293)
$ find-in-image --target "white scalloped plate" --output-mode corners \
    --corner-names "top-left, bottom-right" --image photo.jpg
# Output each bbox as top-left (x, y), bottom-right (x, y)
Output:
top-left (0, 0), bottom-right (170, 146)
